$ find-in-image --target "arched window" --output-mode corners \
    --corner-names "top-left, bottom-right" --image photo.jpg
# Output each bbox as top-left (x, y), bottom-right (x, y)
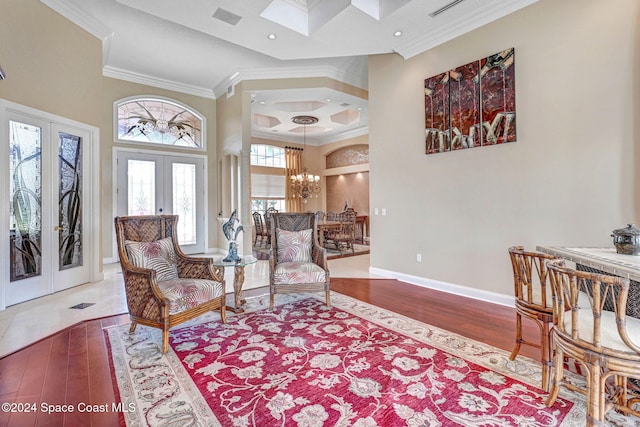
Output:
top-left (115, 97), bottom-right (204, 149)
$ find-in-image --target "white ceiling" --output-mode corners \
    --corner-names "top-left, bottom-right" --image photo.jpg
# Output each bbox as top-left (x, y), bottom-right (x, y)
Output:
top-left (42, 0), bottom-right (538, 144)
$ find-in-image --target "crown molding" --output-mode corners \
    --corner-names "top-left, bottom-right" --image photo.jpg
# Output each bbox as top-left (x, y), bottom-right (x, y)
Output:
top-left (40, 0), bottom-right (112, 40)
top-left (214, 64), bottom-right (368, 99)
top-left (103, 63), bottom-right (366, 102)
top-left (103, 66), bottom-right (217, 99)
top-left (394, 0), bottom-right (538, 59)
top-left (252, 125), bottom-right (369, 146)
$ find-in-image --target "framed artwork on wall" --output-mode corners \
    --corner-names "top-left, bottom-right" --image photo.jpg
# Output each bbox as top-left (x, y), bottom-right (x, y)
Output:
top-left (424, 47), bottom-right (516, 155)
top-left (450, 60), bottom-right (481, 150)
top-left (424, 72), bottom-right (450, 154)
top-left (480, 47), bottom-right (516, 145)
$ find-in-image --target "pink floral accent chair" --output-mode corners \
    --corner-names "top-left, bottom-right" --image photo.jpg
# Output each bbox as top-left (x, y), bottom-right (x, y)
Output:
top-left (269, 212), bottom-right (330, 309)
top-left (114, 215), bottom-right (226, 353)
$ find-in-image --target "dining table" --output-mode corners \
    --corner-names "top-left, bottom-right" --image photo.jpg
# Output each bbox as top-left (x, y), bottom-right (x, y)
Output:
top-left (536, 246), bottom-right (640, 317)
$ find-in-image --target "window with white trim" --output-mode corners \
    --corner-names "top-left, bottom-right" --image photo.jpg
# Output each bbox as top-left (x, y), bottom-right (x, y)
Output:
top-left (251, 144), bottom-right (286, 213)
top-left (250, 144), bottom-right (285, 167)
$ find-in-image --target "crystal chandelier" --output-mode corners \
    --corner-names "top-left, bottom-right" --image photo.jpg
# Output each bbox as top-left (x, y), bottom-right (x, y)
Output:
top-left (290, 115), bottom-right (321, 203)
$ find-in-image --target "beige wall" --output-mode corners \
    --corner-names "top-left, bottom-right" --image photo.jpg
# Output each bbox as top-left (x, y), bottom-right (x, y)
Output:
top-left (326, 173), bottom-right (369, 215)
top-left (0, 0), bottom-right (102, 126)
top-left (369, 0), bottom-right (640, 297)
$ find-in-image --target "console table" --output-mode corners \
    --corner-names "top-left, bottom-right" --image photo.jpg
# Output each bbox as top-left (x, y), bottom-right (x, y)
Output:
top-left (211, 255), bottom-right (258, 313)
top-left (536, 246), bottom-right (640, 317)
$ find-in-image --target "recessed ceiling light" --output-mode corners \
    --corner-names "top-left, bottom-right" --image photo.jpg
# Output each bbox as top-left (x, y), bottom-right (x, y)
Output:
top-left (393, 31), bottom-right (403, 37)
top-left (326, 98), bottom-right (332, 102)
top-left (267, 33), bottom-right (277, 40)
top-left (259, 101), bottom-right (265, 104)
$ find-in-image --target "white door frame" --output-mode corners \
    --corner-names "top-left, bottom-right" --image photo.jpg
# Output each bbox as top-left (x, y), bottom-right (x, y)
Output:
top-left (0, 99), bottom-right (102, 310)
top-left (111, 146), bottom-right (208, 260)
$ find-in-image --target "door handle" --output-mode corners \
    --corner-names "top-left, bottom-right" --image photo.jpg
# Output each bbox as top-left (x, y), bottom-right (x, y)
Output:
top-left (54, 225), bottom-right (67, 231)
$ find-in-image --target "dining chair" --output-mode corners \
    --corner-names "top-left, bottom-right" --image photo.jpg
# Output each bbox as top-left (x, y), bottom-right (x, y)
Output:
top-left (264, 207), bottom-right (278, 246)
top-left (507, 246), bottom-right (559, 391)
top-left (330, 210), bottom-right (357, 254)
top-left (269, 212), bottom-right (330, 309)
top-left (326, 211), bottom-right (337, 221)
top-left (114, 215), bottom-right (226, 353)
top-left (546, 260), bottom-right (640, 425)
top-left (252, 211), bottom-right (268, 247)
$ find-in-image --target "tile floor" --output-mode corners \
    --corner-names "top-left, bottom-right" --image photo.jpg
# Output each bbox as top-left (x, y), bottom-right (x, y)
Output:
top-left (0, 254), bottom-right (379, 357)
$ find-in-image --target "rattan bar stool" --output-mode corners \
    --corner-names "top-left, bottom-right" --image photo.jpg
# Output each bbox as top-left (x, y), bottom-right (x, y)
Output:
top-left (508, 246), bottom-right (559, 391)
top-left (546, 260), bottom-right (640, 426)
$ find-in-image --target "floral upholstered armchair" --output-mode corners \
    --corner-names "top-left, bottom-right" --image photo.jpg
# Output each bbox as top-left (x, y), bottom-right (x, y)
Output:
top-left (269, 212), bottom-right (330, 309)
top-left (114, 215), bottom-right (226, 353)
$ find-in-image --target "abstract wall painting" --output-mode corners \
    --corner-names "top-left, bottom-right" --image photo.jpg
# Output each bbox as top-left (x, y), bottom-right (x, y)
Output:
top-left (449, 60), bottom-right (481, 151)
top-left (480, 48), bottom-right (516, 145)
top-left (424, 72), bottom-right (450, 154)
top-left (424, 47), bottom-right (516, 155)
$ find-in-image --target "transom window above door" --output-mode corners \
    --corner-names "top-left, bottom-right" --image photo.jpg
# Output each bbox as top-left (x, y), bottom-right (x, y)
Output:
top-left (115, 97), bottom-right (204, 149)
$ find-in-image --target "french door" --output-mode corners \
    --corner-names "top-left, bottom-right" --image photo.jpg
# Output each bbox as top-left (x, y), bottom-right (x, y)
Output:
top-left (5, 111), bottom-right (94, 306)
top-left (115, 150), bottom-right (206, 254)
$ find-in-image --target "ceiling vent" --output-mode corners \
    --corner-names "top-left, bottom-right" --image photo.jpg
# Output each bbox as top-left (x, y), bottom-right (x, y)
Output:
top-left (429, 0), bottom-right (466, 18)
top-left (213, 8), bottom-right (242, 26)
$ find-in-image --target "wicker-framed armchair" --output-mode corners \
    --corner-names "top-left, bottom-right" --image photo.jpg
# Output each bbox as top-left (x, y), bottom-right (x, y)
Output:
top-left (269, 212), bottom-right (330, 309)
top-left (114, 215), bottom-right (226, 353)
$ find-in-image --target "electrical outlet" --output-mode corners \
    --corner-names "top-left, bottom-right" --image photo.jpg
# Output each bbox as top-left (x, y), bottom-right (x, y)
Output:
top-left (381, 208), bottom-right (387, 216)
top-left (374, 208), bottom-right (379, 215)
top-left (416, 253), bottom-right (422, 262)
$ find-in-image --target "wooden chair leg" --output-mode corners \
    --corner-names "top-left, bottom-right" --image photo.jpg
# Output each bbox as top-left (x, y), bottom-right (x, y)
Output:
top-left (162, 329), bottom-right (170, 354)
top-left (325, 289), bottom-right (331, 308)
top-left (587, 363), bottom-right (602, 426)
top-left (541, 321), bottom-right (552, 392)
top-left (269, 292), bottom-right (275, 310)
top-left (220, 305), bottom-right (227, 323)
top-left (546, 347), bottom-right (563, 407)
top-left (129, 321), bottom-right (137, 334)
top-left (509, 312), bottom-right (523, 361)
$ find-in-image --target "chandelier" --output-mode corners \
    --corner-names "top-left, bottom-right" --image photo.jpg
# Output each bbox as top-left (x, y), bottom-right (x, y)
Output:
top-left (290, 115), bottom-right (321, 203)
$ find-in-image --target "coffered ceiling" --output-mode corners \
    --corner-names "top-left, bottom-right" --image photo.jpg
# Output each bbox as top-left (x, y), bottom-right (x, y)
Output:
top-left (42, 0), bottom-right (538, 144)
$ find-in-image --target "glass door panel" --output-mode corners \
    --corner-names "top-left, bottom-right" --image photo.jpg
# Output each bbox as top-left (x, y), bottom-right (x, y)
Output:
top-left (57, 132), bottom-right (83, 270)
top-left (172, 162), bottom-right (197, 245)
top-left (127, 159), bottom-right (156, 215)
top-left (52, 124), bottom-right (91, 293)
top-left (9, 120), bottom-right (43, 283)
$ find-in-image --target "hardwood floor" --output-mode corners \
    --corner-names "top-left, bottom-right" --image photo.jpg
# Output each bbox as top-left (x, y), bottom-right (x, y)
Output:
top-left (0, 278), bottom-right (537, 426)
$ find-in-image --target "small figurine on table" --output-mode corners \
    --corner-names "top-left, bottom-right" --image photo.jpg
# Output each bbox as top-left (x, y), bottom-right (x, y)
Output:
top-left (222, 209), bottom-right (243, 263)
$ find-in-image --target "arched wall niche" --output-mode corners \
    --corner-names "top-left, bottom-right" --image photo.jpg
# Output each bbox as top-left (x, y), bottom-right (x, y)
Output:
top-left (323, 142), bottom-right (370, 218)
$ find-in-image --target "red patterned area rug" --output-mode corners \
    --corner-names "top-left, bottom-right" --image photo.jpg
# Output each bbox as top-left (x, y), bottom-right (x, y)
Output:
top-left (105, 293), bottom-right (637, 426)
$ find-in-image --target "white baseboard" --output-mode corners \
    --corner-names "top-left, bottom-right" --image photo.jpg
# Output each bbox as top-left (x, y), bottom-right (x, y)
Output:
top-left (368, 267), bottom-right (514, 308)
